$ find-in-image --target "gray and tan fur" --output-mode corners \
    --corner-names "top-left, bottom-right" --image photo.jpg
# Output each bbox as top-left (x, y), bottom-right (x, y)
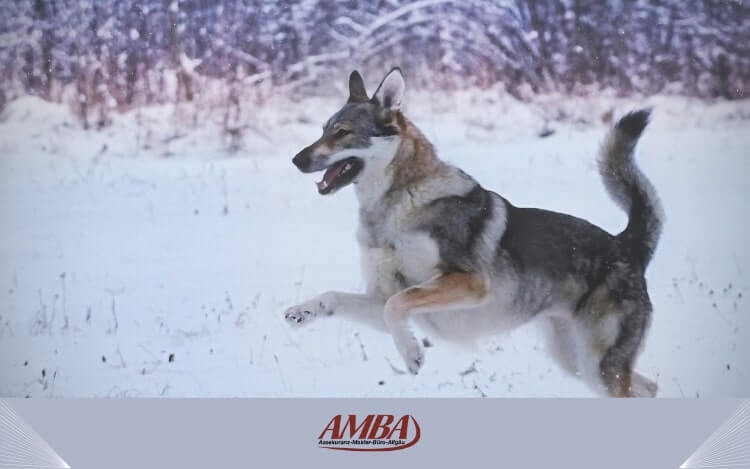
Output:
top-left (285, 68), bottom-right (664, 397)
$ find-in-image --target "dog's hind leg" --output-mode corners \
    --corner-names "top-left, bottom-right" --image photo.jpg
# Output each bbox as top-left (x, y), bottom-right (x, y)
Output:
top-left (284, 291), bottom-right (388, 332)
top-left (384, 272), bottom-right (489, 374)
top-left (543, 317), bottom-right (579, 376)
top-left (632, 371), bottom-right (658, 397)
top-left (574, 291), bottom-right (654, 398)
top-left (597, 305), bottom-right (653, 397)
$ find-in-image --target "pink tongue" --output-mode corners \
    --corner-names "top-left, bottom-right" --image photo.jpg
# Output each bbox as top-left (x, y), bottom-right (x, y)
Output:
top-left (317, 162), bottom-right (345, 190)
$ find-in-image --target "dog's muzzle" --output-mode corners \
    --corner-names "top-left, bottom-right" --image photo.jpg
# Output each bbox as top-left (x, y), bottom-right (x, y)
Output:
top-left (292, 150), bottom-right (312, 172)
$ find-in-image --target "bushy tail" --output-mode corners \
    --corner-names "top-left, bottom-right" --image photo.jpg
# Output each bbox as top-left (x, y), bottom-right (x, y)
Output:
top-left (598, 109), bottom-right (664, 268)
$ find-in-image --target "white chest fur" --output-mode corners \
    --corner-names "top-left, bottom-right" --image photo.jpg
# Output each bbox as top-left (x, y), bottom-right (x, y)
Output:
top-left (357, 209), bottom-right (441, 298)
top-left (359, 232), bottom-right (441, 296)
top-left (353, 148), bottom-right (476, 299)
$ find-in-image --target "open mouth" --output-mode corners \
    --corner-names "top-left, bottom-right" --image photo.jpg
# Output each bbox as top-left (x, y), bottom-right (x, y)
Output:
top-left (316, 157), bottom-right (363, 195)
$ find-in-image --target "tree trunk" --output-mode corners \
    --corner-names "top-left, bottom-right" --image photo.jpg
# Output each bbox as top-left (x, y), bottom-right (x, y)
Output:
top-left (33, 0), bottom-right (54, 99)
top-left (165, 0), bottom-right (193, 102)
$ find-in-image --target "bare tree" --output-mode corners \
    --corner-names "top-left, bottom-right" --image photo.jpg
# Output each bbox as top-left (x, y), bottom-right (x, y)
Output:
top-left (0, 0), bottom-right (747, 124)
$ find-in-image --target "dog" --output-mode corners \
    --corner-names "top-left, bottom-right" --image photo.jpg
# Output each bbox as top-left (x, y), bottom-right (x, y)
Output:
top-left (284, 67), bottom-right (664, 397)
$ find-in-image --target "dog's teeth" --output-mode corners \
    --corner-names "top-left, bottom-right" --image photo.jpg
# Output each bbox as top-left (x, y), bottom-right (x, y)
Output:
top-left (344, 163), bottom-right (351, 171)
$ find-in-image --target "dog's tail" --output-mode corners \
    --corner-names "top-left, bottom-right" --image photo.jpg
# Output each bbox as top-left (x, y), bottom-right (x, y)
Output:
top-left (598, 108), bottom-right (664, 268)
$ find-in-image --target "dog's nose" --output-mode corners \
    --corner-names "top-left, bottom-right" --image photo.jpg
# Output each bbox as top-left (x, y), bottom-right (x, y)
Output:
top-left (292, 151), bottom-right (310, 171)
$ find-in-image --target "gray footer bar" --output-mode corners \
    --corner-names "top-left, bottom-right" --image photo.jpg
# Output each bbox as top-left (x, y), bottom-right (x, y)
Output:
top-left (1, 399), bottom-right (746, 469)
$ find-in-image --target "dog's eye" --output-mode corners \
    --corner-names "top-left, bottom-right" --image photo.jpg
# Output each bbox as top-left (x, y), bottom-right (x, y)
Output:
top-left (334, 128), bottom-right (351, 138)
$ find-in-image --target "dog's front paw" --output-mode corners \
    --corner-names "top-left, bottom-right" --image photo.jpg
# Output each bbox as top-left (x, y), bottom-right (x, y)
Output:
top-left (283, 297), bottom-right (332, 327)
top-left (284, 307), bottom-right (316, 326)
top-left (395, 335), bottom-right (424, 375)
top-left (406, 345), bottom-right (425, 375)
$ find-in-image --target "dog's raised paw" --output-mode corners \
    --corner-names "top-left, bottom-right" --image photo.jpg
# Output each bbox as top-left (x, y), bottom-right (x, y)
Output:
top-left (283, 298), bottom-right (331, 327)
top-left (284, 308), bottom-right (315, 326)
top-left (392, 332), bottom-right (425, 375)
top-left (405, 343), bottom-right (425, 375)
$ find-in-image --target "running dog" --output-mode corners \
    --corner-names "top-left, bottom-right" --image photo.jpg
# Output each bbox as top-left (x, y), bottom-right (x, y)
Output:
top-left (284, 68), bottom-right (664, 397)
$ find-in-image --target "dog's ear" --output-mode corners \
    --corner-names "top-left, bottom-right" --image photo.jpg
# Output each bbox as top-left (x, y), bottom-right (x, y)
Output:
top-left (347, 70), bottom-right (368, 103)
top-left (372, 67), bottom-right (405, 110)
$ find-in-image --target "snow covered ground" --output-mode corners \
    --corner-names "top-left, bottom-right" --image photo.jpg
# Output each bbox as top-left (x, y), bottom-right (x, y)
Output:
top-left (0, 93), bottom-right (749, 397)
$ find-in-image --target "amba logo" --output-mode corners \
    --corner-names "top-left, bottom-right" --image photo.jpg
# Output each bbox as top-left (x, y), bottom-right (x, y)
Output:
top-left (318, 414), bottom-right (421, 451)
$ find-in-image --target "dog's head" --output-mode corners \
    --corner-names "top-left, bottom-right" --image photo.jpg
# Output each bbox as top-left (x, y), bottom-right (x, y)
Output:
top-left (292, 68), bottom-right (405, 195)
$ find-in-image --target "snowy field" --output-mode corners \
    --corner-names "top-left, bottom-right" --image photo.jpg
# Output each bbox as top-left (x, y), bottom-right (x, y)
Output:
top-left (0, 93), bottom-right (749, 397)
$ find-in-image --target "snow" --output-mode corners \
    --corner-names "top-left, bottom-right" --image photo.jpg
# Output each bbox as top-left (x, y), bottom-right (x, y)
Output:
top-left (0, 93), bottom-right (749, 397)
